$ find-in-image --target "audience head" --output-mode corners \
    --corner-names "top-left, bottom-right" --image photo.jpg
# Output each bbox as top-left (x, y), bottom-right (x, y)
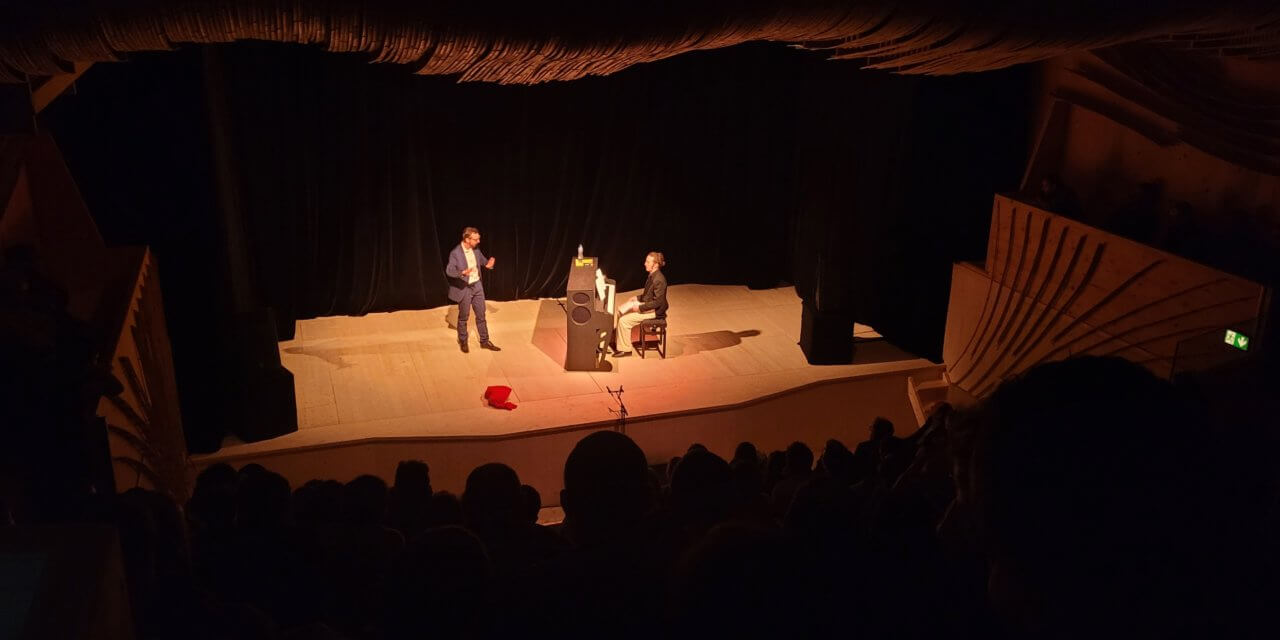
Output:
top-left (784, 441), bottom-right (813, 477)
top-left (384, 525), bottom-right (492, 639)
top-left (393, 460), bottom-right (431, 494)
top-left (237, 463), bottom-right (267, 481)
top-left (340, 474), bottom-right (388, 526)
top-left (819, 439), bottom-right (855, 485)
top-left (670, 450), bottom-right (735, 530)
top-left (667, 456), bottom-right (682, 485)
top-left (235, 468), bottom-right (292, 529)
top-left (562, 431), bottom-right (651, 544)
top-left (784, 474), bottom-right (856, 540)
top-left (463, 463), bottom-right (524, 528)
top-left (730, 458), bottom-right (765, 502)
top-left (732, 441), bottom-right (759, 465)
top-left (870, 417), bottom-right (894, 441)
top-left (189, 463), bottom-right (237, 530)
top-left (971, 356), bottom-right (1210, 635)
top-left (671, 523), bottom-right (802, 636)
top-left (426, 491), bottom-right (464, 528)
top-left (195, 462), bottom-right (237, 491)
top-left (520, 484), bottom-right (541, 524)
top-left (293, 479), bottom-right (342, 526)
top-left (765, 450), bottom-right (786, 488)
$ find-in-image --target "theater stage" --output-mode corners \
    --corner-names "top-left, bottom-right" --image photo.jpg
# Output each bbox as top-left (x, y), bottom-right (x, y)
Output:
top-left (194, 285), bottom-right (941, 500)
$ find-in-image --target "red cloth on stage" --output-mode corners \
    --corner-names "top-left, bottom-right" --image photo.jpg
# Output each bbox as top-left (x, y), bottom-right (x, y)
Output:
top-left (484, 385), bottom-right (517, 410)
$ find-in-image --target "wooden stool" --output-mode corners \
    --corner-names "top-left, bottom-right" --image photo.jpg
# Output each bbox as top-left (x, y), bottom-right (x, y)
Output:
top-left (637, 318), bottom-right (667, 359)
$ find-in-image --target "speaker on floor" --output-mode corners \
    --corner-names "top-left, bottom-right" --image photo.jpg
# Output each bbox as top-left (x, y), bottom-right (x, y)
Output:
top-left (233, 365), bottom-right (297, 443)
top-left (229, 307), bottom-right (298, 442)
top-left (799, 299), bottom-right (855, 365)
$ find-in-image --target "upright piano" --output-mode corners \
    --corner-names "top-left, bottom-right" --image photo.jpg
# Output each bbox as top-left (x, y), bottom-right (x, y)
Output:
top-left (565, 257), bottom-right (617, 371)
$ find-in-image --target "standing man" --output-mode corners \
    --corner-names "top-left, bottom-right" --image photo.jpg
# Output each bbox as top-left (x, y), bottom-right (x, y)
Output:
top-left (445, 227), bottom-right (501, 353)
top-left (612, 252), bottom-right (667, 357)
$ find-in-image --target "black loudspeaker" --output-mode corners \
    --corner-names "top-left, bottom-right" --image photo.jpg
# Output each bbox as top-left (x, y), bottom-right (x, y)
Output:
top-left (229, 308), bottom-right (298, 442)
top-left (799, 300), bottom-right (855, 365)
top-left (565, 286), bottom-right (609, 371)
top-left (234, 366), bottom-right (297, 443)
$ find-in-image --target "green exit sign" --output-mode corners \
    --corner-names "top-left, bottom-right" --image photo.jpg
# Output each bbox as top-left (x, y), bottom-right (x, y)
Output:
top-left (1224, 330), bottom-right (1251, 351)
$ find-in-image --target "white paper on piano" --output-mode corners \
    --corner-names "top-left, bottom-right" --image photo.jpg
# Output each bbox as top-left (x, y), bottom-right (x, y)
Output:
top-left (595, 268), bottom-right (616, 314)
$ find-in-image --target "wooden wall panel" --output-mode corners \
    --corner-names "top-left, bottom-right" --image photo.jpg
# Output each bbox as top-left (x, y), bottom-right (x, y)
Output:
top-left (945, 194), bottom-right (1265, 399)
top-left (97, 248), bottom-right (191, 502)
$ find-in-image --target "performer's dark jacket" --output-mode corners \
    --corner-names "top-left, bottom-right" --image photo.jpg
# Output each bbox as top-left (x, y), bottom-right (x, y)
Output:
top-left (638, 269), bottom-right (668, 318)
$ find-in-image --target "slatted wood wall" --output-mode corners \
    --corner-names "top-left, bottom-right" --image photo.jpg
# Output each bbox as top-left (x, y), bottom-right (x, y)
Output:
top-left (97, 248), bottom-right (191, 503)
top-left (944, 194), bottom-right (1265, 398)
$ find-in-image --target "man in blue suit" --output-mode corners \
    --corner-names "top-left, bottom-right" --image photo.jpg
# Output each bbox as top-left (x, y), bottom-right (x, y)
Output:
top-left (445, 227), bottom-right (501, 353)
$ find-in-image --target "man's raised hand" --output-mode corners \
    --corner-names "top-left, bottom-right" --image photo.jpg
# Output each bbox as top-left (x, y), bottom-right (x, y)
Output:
top-left (486, 257), bottom-right (496, 269)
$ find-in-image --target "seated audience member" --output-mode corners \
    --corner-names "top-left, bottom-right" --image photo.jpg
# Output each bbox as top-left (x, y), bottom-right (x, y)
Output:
top-left (669, 523), bottom-right (810, 636)
top-left (970, 356), bottom-right (1251, 637)
top-left (293, 479), bottom-right (342, 529)
top-left (323, 475), bottom-right (403, 634)
top-left (818, 438), bottom-right (857, 487)
top-left (425, 490), bottom-right (464, 529)
top-left (669, 449), bottom-right (737, 535)
top-left (462, 463), bottom-right (566, 574)
top-left (731, 441), bottom-right (761, 467)
top-left (520, 484), bottom-right (542, 525)
top-left (501, 431), bottom-right (677, 638)
top-left (851, 417), bottom-right (908, 485)
top-left (383, 526), bottom-right (493, 639)
top-left (386, 459), bottom-right (432, 538)
top-left (764, 449), bottom-right (787, 493)
top-left (770, 441), bottom-right (814, 515)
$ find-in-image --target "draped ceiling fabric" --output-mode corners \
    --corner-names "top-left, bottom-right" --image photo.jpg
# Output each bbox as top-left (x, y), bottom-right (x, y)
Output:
top-left (1064, 45), bottom-right (1280, 176)
top-left (1, 1), bottom-right (1278, 85)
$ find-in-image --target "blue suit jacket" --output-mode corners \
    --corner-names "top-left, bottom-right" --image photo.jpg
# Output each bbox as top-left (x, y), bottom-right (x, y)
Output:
top-left (445, 244), bottom-right (487, 303)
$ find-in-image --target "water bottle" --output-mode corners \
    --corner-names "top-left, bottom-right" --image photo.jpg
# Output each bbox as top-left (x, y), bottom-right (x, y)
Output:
top-left (577, 243), bottom-right (583, 259)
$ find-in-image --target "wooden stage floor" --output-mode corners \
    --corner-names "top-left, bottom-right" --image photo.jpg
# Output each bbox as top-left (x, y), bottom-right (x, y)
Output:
top-left (202, 285), bottom-right (935, 458)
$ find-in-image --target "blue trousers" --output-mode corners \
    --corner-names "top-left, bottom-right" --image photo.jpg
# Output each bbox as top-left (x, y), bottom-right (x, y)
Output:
top-left (457, 284), bottom-right (489, 343)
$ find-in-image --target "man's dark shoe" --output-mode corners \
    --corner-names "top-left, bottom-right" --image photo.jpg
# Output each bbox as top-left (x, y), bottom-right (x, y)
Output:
top-left (459, 340), bottom-right (469, 353)
top-left (612, 349), bottom-right (632, 358)
top-left (480, 341), bottom-right (502, 352)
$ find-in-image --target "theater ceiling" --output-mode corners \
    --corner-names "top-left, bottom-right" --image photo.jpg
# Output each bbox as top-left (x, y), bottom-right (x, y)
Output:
top-left (0, 1), bottom-right (1277, 85)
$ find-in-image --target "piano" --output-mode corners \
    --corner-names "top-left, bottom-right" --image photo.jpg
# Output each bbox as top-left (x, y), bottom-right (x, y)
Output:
top-left (565, 256), bottom-right (617, 371)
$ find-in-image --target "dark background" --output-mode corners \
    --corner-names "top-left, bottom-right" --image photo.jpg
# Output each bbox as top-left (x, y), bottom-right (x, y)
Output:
top-left (40, 42), bottom-right (1030, 450)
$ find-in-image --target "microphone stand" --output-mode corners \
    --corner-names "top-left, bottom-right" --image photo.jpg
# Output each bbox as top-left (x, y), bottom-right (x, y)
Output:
top-left (606, 385), bottom-right (627, 433)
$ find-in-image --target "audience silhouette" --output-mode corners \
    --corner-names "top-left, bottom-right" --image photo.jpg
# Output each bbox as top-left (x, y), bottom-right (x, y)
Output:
top-left (5, 355), bottom-right (1274, 639)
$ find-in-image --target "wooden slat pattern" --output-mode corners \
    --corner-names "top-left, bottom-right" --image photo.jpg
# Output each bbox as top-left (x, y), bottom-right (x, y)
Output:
top-left (1, 2), bottom-right (1279, 85)
top-left (99, 249), bottom-right (192, 503)
top-left (945, 194), bottom-right (1264, 399)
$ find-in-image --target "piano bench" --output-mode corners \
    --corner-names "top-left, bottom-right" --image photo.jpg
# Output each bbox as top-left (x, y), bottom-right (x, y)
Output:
top-left (636, 318), bottom-right (668, 359)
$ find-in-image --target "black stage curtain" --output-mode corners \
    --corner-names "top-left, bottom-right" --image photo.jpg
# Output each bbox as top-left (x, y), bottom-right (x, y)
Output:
top-left (207, 43), bottom-right (1026, 353)
top-left (208, 42), bottom-right (816, 332)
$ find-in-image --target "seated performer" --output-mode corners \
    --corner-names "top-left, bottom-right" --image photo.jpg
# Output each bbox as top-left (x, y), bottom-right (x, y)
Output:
top-left (611, 251), bottom-right (667, 357)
